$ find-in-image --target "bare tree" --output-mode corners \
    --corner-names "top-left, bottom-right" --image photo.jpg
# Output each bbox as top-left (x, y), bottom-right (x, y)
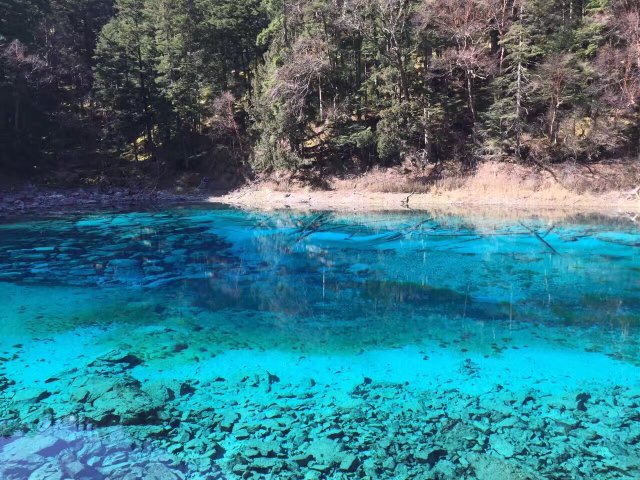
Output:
top-left (268, 36), bottom-right (329, 121)
top-left (1, 40), bottom-right (49, 133)
top-left (211, 92), bottom-right (243, 149)
top-left (595, 1), bottom-right (640, 160)
top-left (536, 53), bottom-right (579, 144)
top-left (423, 0), bottom-right (495, 143)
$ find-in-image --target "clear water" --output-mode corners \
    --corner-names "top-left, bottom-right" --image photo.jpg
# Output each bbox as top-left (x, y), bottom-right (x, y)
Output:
top-left (0, 205), bottom-right (639, 479)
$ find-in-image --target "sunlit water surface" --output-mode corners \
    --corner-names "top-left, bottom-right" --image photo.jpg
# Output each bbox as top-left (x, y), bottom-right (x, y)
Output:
top-left (0, 205), bottom-right (639, 479)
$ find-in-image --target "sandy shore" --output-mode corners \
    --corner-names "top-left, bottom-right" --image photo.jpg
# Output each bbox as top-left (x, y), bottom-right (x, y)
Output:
top-left (209, 187), bottom-right (640, 216)
top-left (208, 160), bottom-right (640, 215)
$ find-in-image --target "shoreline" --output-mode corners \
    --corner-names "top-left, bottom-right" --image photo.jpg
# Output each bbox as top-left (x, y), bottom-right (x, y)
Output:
top-left (0, 187), bottom-right (208, 219)
top-left (209, 186), bottom-right (640, 214)
top-left (2, 184), bottom-right (639, 220)
top-left (210, 160), bottom-right (640, 215)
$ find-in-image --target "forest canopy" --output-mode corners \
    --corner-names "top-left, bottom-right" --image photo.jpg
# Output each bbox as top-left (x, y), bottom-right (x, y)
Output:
top-left (1, 0), bottom-right (639, 182)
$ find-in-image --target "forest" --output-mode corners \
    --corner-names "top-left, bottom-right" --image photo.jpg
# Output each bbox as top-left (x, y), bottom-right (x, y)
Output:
top-left (1, 0), bottom-right (639, 186)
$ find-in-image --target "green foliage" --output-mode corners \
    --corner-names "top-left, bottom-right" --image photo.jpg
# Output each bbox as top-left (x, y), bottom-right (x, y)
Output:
top-left (2, 0), bottom-right (640, 178)
top-left (377, 102), bottom-right (420, 162)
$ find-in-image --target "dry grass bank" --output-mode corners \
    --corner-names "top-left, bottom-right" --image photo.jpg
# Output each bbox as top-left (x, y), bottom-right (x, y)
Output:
top-left (209, 161), bottom-right (640, 216)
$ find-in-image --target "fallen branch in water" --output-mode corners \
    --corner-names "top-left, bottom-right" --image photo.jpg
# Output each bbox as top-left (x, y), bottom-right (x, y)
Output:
top-left (400, 192), bottom-right (415, 208)
top-left (519, 222), bottom-right (558, 255)
top-left (596, 236), bottom-right (640, 247)
top-left (624, 185), bottom-right (640, 199)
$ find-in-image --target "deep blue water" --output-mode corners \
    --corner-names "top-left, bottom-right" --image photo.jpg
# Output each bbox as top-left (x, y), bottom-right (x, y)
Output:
top-left (0, 205), bottom-right (639, 479)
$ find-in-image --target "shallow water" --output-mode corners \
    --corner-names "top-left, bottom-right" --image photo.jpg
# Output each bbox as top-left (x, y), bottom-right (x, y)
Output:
top-left (0, 205), bottom-right (639, 479)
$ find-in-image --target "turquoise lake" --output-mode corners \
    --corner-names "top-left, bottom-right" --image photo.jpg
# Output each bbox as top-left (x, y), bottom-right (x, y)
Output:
top-left (0, 205), bottom-right (639, 479)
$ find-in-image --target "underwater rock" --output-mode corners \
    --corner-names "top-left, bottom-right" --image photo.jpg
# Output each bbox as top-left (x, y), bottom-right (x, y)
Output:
top-left (234, 427), bottom-right (250, 440)
top-left (307, 438), bottom-right (343, 466)
top-left (381, 457), bottom-right (396, 472)
top-left (218, 411), bottom-right (239, 432)
top-left (579, 445), bottom-right (614, 459)
top-left (459, 358), bottom-right (480, 376)
top-left (179, 382), bottom-right (196, 396)
top-left (468, 454), bottom-right (541, 480)
top-left (27, 461), bottom-right (64, 480)
top-left (415, 448), bottom-right (447, 467)
top-left (0, 436), bottom-right (71, 480)
top-left (2, 367), bottom-right (640, 480)
top-left (576, 392), bottom-right (592, 412)
top-left (248, 457), bottom-right (281, 473)
top-left (171, 425), bottom-right (192, 444)
top-left (173, 343), bottom-right (188, 353)
top-left (490, 434), bottom-right (515, 458)
top-left (60, 456), bottom-right (84, 477)
top-left (433, 459), bottom-right (458, 479)
top-left (231, 463), bottom-right (247, 475)
top-left (142, 381), bottom-right (176, 404)
top-left (292, 454), bottom-right (314, 467)
top-left (251, 439), bottom-right (282, 458)
top-left (91, 380), bottom-right (163, 426)
top-left (96, 350), bottom-right (144, 369)
top-left (495, 416), bottom-right (518, 430)
top-left (145, 462), bottom-right (183, 480)
top-left (1, 435), bottom-right (67, 460)
top-left (472, 421), bottom-right (492, 435)
top-left (600, 456), bottom-right (640, 474)
top-left (11, 387), bottom-right (53, 405)
top-left (339, 453), bottom-right (358, 472)
top-left (362, 458), bottom-right (378, 476)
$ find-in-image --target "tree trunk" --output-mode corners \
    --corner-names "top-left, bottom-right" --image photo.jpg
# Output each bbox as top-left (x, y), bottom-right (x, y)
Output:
top-left (550, 99), bottom-right (557, 144)
top-left (636, 105), bottom-right (640, 162)
top-left (177, 117), bottom-right (189, 169)
top-left (514, 30), bottom-right (523, 161)
top-left (569, 0), bottom-right (573, 21)
top-left (364, 61), bottom-right (368, 110)
top-left (396, 50), bottom-right (410, 102)
top-left (490, 28), bottom-right (499, 55)
top-left (423, 106), bottom-right (432, 163)
top-left (137, 47), bottom-right (153, 146)
top-left (244, 48), bottom-right (252, 98)
top-left (14, 96), bottom-right (19, 132)
top-left (133, 140), bottom-right (139, 162)
top-left (423, 45), bottom-right (433, 162)
top-left (355, 35), bottom-right (362, 89)
top-left (283, 0), bottom-right (289, 47)
top-left (318, 74), bottom-right (323, 121)
top-left (467, 73), bottom-right (476, 144)
top-left (355, 34), bottom-right (362, 120)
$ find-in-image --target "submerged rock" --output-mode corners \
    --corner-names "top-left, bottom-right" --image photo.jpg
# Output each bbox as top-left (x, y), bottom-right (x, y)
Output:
top-left (145, 462), bottom-right (183, 480)
top-left (468, 454), bottom-right (542, 480)
top-left (415, 448), bottom-right (447, 467)
top-left (90, 380), bottom-right (163, 426)
top-left (339, 453), bottom-right (359, 472)
top-left (490, 434), bottom-right (516, 458)
top-left (27, 461), bottom-right (64, 480)
top-left (1, 435), bottom-right (68, 460)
